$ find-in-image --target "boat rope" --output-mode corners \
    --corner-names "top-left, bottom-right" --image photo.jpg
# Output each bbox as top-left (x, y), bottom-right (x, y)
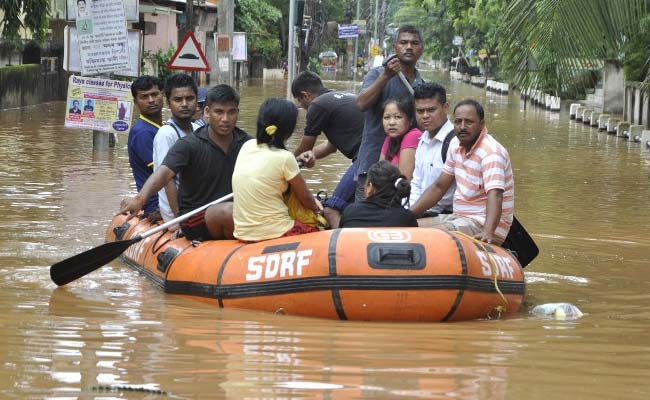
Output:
top-left (452, 231), bottom-right (509, 317)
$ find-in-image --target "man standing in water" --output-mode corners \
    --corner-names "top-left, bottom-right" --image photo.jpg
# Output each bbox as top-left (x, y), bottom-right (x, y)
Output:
top-left (119, 85), bottom-right (251, 241)
top-left (127, 75), bottom-right (164, 218)
top-left (355, 25), bottom-right (425, 201)
top-left (291, 71), bottom-right (364, 228)
top-left (410, 100), bottom-right (514, 245)
top-left (153, 73), bottom-right (200, 224)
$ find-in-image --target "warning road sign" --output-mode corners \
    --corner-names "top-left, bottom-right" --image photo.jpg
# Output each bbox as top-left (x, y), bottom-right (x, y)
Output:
top-left (168, 32), bottom-right (211, 72)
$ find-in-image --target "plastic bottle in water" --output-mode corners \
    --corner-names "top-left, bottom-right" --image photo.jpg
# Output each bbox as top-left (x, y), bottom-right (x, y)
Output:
top-left (531, 303), bottom-right (584, 320)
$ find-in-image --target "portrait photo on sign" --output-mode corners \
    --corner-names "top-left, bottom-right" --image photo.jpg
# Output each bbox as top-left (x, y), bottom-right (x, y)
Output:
top-left (69, 99), bottom-right (82, 114)
top-left (83, 99), bottom-right (95, 112)
top-left (76, 0), bottom-right (88, 17)
top-left (117, 102), bottom-right (131, 121)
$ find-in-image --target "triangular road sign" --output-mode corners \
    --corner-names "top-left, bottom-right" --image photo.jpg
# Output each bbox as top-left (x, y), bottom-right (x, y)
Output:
top-left (168, 32), bottom-right (211, 72)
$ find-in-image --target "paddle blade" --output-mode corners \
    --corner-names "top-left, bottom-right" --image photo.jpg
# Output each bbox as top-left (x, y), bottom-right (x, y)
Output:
top-left (50, 237), bottom-right (140, 286)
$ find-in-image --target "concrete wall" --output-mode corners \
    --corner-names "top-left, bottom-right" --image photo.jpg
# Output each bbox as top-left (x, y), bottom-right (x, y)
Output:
top-left (602, 61), bottom-right (625, 115)
top-left (143, 13), bottom-right (178, 53)
top-left (0, 65), bottom-right (41, 109)
top-left (0, 64), bottom-right (67, 109)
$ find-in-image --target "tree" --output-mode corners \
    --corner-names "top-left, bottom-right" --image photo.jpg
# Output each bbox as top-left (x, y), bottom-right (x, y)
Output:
top-left (498, 0), bottom-right (650, 95)
top-left (0, 0), bottom-right (50, 43)
top-left (397, 0), bottom-right (506, 69)
top-left (235, 0), bottom-right (283, 63)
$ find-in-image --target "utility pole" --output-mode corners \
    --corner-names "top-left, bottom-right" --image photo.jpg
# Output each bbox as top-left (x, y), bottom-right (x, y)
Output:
top-left (373, 0), bottom-right (379, 41)
top-left (217, 0), bottom-right (234, 86)
top-left (286, 0), bottom-right (296, 100)
top-left (352, 0), bottom-right (360, 87)
top-left (185, 0), bottom-right (194, 38)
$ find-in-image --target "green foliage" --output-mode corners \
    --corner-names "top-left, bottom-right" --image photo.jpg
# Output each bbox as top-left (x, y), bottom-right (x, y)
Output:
top-left (499, 0), bottom-right (650, 95)
top-left (316, 0), bottom-right (352, 57)
top-left (143, 47), bottom-right (176, 82)
top-left (308, 56), bottom-right (321, 74)
top-left (0, 0), bottom-right (50, 43)
top-left (235, 0), bottom-right (283, 63)
top-left (396, 0), bottom-right (506, 66)
top-left (624, 15), bottom-right (650, 82)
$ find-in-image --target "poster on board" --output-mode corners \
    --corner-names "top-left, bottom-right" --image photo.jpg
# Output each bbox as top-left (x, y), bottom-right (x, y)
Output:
top-left (75, 0), bottom-right (130, 75)
top-left (64, 75), bottom-right (134, 134)
top-left (64, 26), bottom-right (141, 77)
top-left (232, 32), bottom-right (247, 62)
top-left (66, 0), bottom-right (138, 21)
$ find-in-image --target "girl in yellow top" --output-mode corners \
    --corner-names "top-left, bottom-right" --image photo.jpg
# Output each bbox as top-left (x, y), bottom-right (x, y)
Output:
top-left (232, 98), bottom-right (323, 241)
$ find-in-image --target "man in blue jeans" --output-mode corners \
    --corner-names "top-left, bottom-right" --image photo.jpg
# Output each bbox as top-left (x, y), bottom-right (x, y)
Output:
top-left (292, 71), bottom-right (364, 228)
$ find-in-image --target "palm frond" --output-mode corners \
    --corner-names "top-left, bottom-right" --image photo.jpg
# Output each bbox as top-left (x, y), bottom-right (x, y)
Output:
top-left (499, 0), bottom-right (650, 95)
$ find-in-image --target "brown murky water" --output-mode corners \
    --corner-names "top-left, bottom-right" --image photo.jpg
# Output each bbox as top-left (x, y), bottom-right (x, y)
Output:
top-left (2, 74), bottom-right (650, 399)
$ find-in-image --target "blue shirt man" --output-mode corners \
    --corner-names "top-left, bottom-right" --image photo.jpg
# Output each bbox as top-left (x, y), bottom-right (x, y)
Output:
top-left (127, 75), bottom-right (164, 215)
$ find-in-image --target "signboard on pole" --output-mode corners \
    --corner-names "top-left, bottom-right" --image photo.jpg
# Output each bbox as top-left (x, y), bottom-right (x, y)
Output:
top-left (76, 0), bottom-right (130, 75)
top-left (232, 32), bottom-right (247, 62)
top-left (338, 24), bottom-right (359, 39)
top-left (214, 34), bottom-right (231, 73)
top-left (64, 75), bottom-right (134, 134)
top-left (64, 26), bottom-right (141, 77)
top-left (452, 36), bottom-right (463, 46)
top-left (168, 32), bottom-right (211, 71)
top-left (66, 0), bottom-right (138, 22)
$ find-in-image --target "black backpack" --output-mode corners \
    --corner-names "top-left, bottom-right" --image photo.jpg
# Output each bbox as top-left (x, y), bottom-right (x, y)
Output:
top-left (440, 130), bottom-right (456, 163)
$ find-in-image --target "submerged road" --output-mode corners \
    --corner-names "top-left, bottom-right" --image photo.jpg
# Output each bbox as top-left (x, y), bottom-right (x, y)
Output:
top-left (1, 74), bottom-right (649, 398)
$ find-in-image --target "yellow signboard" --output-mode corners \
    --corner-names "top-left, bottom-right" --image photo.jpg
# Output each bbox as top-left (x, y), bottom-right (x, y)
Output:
top-left (64, 75), bottom-right (134, 134)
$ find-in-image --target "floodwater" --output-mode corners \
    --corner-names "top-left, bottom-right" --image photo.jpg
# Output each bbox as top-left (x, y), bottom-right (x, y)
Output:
top-left (1, 73), bottom-right (650, 399)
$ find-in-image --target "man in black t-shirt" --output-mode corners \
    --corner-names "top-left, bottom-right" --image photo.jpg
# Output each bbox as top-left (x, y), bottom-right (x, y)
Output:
top-left (292, 71), bottom-right (364, 228)
top-left (118, 85), bottom-right (251, 241)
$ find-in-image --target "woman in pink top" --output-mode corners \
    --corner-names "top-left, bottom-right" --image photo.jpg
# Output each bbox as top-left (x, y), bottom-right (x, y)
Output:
top-left (379, 97), bottom-right (423, 180)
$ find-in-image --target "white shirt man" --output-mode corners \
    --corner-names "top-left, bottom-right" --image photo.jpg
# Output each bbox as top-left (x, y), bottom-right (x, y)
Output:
top-left (410, 119), bottom-right (456, 213)
top-left (409, 82), bottom-right (456, 215)
top-left (151, 74), bottom-right (200, 224)
top-left (153, 118), bottom-right (201, 222)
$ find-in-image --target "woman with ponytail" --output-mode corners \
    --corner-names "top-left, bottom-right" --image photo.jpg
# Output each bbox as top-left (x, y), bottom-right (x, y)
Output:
top-left (232, 98), bottom-right (323, 241)
top-left (339, 160), bottom-right (418, 228)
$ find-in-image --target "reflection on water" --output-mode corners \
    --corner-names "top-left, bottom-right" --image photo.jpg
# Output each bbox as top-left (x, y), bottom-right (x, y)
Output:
top-left (1, 73), bottom-right (650, 398)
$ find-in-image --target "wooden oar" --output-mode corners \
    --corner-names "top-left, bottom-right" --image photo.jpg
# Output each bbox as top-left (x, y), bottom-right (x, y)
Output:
top-left (50, 193), bottom-right (234, 286)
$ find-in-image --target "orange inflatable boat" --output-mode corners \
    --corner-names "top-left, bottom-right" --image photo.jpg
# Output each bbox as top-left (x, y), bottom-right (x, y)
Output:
top-left (106, 214), bottom-right (526, 322)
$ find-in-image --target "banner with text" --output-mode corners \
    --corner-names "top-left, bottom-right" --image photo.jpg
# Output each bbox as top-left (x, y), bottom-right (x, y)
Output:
top-left (65, 75), bottom-right (134, 134)
top-left (338, 24), bottom-right (359, 39)
top-left (77, 0), bottom-right (129, 75)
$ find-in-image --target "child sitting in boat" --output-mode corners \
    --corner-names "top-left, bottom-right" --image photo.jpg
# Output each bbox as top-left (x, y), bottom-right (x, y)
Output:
top-left (339, 160), bottom-right (418, 228)
top-left (232, 98), bottom-right (323, 242)
top-left (379, 97), bottom-right (423, 180)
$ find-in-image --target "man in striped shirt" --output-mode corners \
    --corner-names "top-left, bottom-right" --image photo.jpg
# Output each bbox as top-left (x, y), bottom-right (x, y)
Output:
top-left (410, 99), bottom-right (514, 245)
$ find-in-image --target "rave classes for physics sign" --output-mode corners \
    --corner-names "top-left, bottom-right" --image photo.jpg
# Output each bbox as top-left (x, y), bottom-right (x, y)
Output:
top-left (64, 75), bottom-right (134, 134)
